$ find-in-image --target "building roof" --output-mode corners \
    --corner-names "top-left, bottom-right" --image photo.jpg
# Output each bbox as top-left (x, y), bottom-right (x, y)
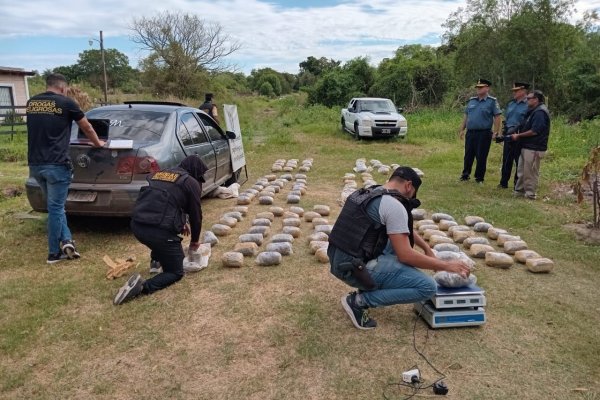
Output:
top-left (0, 66), bottom-right (36, 76)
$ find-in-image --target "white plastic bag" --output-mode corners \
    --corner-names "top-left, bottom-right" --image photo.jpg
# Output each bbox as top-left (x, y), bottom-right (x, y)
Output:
top-left (183, 243), bottom-right (211, 273)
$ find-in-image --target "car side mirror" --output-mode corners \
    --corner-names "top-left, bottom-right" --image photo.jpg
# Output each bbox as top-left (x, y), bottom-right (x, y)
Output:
top-left (226, 131), bottom-right (237, 139)
top-left (348, 107), bottom-right (355, 113)
top-left (397, 107), bottom-right (404, 113)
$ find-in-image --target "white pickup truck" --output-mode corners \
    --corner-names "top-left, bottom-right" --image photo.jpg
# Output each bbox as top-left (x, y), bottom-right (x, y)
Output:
top-left (341, 97), bottom-right (407, 139)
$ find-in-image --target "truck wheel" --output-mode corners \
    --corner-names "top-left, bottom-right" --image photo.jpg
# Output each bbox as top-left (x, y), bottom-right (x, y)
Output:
top-left (353, 123), bottom-right (360, 140)
top-left (224, 168), bottom-right (242, 186)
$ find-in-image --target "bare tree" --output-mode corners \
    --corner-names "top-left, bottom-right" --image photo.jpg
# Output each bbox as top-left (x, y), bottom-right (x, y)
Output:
top-left (130, 11), bottom-right (240, 72)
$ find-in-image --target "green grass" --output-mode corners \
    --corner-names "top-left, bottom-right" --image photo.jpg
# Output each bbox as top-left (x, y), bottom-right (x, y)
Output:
top-left (0, 95), bottom-right (599, 399)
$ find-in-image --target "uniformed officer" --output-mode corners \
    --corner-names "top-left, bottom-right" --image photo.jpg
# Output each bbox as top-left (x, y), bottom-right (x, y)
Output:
top-left (458, 79), bottom-right (502, 184)
top-left (199, 92), bottom-right (220, 125)
top-left (497, 82), bottom-right (530, 189)
top-left (328, 167), bottom-right (471, 330)
top-left (113, 155), bottom-right (208, 305)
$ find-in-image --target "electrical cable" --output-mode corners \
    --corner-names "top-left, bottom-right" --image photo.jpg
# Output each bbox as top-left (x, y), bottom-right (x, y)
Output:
top-left (382, 307), bottom-right (447, 399)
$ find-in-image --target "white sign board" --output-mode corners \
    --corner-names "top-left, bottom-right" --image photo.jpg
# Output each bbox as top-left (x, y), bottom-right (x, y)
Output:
top-left (223, 104), bottom-right (246, 172)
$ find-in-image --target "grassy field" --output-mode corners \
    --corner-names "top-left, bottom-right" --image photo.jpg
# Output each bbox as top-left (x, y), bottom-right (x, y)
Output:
top-left (1, 95), bottom-right (599, 400)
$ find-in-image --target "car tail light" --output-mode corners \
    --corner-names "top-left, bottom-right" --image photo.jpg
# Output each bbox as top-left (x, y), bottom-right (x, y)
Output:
top-left (117, 156), bottom-right (160, 175)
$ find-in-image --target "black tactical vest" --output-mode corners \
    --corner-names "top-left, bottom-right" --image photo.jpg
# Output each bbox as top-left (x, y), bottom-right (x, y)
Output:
top-left (329, 186), bottom-right (417, 262)
top-left (132, 169), bottom-right (190, 233)
top-left (199, 100), bottom-right (216, 119)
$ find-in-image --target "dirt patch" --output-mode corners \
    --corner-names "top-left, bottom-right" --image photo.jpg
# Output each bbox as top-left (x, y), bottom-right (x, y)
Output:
top-left (564, 223), bottom-right (600, 245)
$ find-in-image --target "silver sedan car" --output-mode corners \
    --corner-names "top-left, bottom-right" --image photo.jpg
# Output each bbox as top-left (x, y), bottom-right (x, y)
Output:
top-left (26, 101), bottom-right (242, 216)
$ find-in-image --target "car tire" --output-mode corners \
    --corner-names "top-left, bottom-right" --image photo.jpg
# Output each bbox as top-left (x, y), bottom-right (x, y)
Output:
top-left (225, 167), bottom-right (242, 186)
top-left (353, 123), bottom-right (360, 140)
top-left (341, 117), bottom-right (346, 133)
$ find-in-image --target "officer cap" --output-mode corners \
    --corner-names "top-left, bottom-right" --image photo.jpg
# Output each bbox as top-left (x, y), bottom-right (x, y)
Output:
top-left (391, 166), bottom-right (422, 197)
top-left (475, 79), bottom-right (492, 87)
top-left (511, 82), bottom-right (531, 91)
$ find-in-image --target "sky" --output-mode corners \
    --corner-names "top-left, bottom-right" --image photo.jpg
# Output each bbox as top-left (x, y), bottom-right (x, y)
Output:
top-left (0, 0), bottom-right (599, 75)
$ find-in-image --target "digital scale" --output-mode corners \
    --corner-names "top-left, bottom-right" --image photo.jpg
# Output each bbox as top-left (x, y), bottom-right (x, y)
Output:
top-left (414, 284), bottom-right (487, 328)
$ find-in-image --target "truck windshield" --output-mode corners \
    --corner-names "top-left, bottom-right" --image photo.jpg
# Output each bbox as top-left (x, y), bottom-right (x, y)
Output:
top-left (360, 100), bottom-right (396, 113)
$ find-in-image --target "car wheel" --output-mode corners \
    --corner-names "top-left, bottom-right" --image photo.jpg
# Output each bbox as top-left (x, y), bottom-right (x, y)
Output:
top-left (224, 168), bottom-right (242, 186)
top-left (341, 117), bottom-right (346, 133)
top-left (353, 123), bottom-right (360, 140)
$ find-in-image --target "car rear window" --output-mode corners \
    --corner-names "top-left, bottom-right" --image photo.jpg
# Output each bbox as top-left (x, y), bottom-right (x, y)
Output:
top-left (73, 110), bottom-right (171, 141)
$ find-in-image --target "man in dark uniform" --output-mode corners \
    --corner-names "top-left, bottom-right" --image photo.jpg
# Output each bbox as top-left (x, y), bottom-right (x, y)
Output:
top-left (26, 73), bottom-right (105, 264)
top-left (458, 79), bottom-right (502, 184)
top-left (199, 92), bottom-right (220, 125)
top-left (497, 82), bottom-right (530, 189)
top-left (328, 167), bottom-right (471, 330)
top-left (113, 155), bottom-right (208, 305)
top-left (510, 90), bottom-right (551, 200)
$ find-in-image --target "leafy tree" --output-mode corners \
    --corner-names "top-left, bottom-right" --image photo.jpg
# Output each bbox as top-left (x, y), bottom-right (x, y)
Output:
top-left (308, 70), bottom-right (358, 107)
top-left (298, 56), bottom-right (340, 89)
top-left (371, 45), bottom-right (452, 109)
top-left (130, 11), bottom-right (241, 97)
top-left (76, 49), bottom-right (137, 89)
top-left (248, 68), bottom-right (291, 97)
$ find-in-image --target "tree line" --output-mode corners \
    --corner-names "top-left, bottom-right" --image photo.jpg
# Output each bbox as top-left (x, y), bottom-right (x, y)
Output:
top-left (42, 1), bottom-right (599, 120)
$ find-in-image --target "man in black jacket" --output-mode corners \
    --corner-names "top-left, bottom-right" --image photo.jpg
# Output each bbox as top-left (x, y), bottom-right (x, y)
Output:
top-left (113, 155), bottom-right (207, 305)
top-left (510, 90), bottom-right (551, 200)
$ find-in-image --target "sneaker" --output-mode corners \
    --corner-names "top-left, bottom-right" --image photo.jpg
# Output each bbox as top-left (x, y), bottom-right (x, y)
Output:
top-left (47, 252), bottom-right (68, 264)
top-left (459, 176), bottom-right (470, 182)
top-left (476, 180), bottom-right (484, 185)
top-left (497, 184), bottom-right (508, 189)
top-left (341, 292), bottom-right (377, 330)
top-left (513, 190), bottom-right (525, 197)
top-left (113, 273), bottom-right (144, 305)
top-left (525, 194), bottom-right (537, 200)
top-left (149, 260), bottom-right (163, 274)
top-left (60, 240), bottom-right (81, 259)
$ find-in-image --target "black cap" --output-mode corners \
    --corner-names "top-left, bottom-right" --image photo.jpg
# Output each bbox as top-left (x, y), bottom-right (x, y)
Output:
top-left (391, 166), bottom-right (422, 197)
top-left (512, 82), bottom-right (531, 91)
top-left (205, 93), bottom-right (213, 101)
top-left (475, 79), bottom-right (492, 87)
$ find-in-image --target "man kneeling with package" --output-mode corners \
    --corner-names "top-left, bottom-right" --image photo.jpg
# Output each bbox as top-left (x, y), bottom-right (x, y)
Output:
top-left (328, 167), bottom-right (471, 329)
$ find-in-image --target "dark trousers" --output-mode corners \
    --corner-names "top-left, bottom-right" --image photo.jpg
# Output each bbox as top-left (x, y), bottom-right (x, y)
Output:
top-left (499, 141), bottom-right (520, 188)
top-left (461, 129), bottom-right (493, 182)
top-left (130, 221), bottom-right (185, 294)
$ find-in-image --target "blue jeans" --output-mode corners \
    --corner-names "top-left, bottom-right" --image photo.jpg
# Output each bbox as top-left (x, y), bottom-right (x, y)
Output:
top-left (361, 254), bottom-right (436, 308)
top-left (329, 245), bottom-right (437, 308)
top-left (29, 164), bottom-right (73, 255)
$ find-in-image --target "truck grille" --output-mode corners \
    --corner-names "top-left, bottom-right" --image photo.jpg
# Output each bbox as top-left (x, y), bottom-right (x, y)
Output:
top-left (374, 120), bottom-right (397, 127)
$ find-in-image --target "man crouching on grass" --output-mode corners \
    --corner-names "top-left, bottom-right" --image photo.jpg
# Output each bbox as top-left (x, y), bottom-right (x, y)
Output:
top-left (328, 167), bottom-right (470, 330)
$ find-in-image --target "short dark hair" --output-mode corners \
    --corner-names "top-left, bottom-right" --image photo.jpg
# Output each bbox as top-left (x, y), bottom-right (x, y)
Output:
top-left (46, 73), bottom-right (68, 88)
top-left (390, 166), bottom-right (422, 197)
top-left (531, 89), bottom-right (545, 103)
top-left (205, 93), bottom-right (213, 101)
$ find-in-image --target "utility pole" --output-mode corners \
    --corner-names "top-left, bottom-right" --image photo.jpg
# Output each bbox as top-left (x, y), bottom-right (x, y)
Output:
top-left (100, 30), bottom-right (108, 104)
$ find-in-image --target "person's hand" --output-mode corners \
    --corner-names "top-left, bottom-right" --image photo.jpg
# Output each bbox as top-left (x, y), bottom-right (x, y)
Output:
top-left (94, 140), bottom-right (106, 148)
top-left (444, 260), bottom-right (471, 278)
top-left (189, 241), bottom-right (200, 252)
top-left (458, 128), bottom-right (465, 140)
top-left (182, 223), bottom-right (191, 236)
top-left (510, 134), bottom-right (518, 141)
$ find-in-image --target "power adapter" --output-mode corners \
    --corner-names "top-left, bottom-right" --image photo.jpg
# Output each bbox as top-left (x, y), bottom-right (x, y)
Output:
top-left (402, 369), bottom-right (420, 384)
top-left (433, 381), bottom-right (448, 395)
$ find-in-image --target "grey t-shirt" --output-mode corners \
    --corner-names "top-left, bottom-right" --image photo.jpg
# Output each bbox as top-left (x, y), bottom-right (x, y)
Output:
top-left (329, 190), bottom-right (410, 265)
